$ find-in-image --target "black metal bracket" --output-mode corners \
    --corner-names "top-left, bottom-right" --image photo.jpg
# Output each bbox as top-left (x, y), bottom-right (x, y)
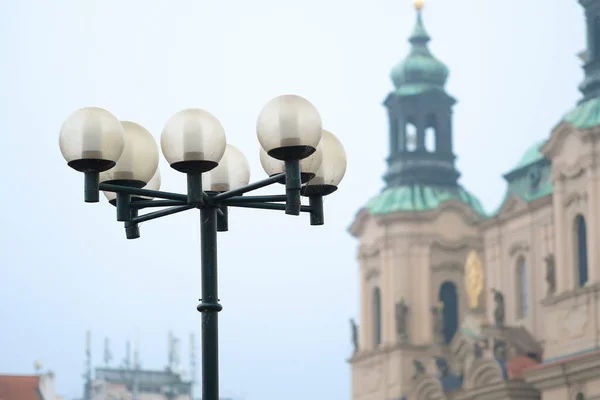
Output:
top-left (95, 167), bottom-right (325, 240)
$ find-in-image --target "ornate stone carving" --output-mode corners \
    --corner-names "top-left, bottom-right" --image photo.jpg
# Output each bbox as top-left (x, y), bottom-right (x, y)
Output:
top-left (465, 250), bottom-right (484, 309)
top-left (491, 289), bottom-right (505, 328)
top-left (350, 318), bottom-right (359, 353)
top-left (395, 298), bottom-right (409, 342)
top-left (545, 254), bottom-right (556, 296)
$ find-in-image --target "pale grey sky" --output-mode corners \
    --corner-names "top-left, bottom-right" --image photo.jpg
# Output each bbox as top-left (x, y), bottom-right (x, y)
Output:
top-left (0, 1), bottom-right (583, 399)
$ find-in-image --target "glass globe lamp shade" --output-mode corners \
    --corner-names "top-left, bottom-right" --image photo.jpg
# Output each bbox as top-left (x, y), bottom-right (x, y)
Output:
top-left (259, 146), bottom-right (322, 184)
top-left (256, 95), bottom-right (322, 161)
top-left (303, 130), bottom-right (347, 196)
top-left (161, 109), bottom-right (227, 174)
top-left (104, 168), bottom-right (161, 202)
top-left (203, 144), bottom-right (250, 192)
top-left (59, 107), bottom-right (125, 172)
top-left (99, 121), bottom-right (159, 188)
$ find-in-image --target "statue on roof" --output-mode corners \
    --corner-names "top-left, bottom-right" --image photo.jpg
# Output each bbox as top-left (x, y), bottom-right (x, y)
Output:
top-left (435, 357), bottom-right (449, 377)
top-left (493, 339), bottom-right (508, 362)
top-left (432, 303), bottom-right (445, 343)
top-left (474, 342), bottom-right (483, 359)
top-left (350, 319), bottom-right (359, 353)
top-left (545, 254), bottom-right (556, 296)
top-left (412, 359), bottom-right (426, 380)
top-left (491, 289), bottom-right (505, 328)
top-left (395, 299), bottom-right (409, 341)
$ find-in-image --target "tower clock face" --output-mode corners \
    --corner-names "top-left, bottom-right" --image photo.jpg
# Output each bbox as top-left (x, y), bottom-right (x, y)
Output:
top-left (528, 165), bottom-right (541, 189)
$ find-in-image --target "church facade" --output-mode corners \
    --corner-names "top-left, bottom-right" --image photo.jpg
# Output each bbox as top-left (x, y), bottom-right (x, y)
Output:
top-left (348, 1), bottom-right (600, 399)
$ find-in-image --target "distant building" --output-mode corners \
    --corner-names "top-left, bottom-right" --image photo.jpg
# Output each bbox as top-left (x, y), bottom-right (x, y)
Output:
top-left (88, 368), bottom-right (192, 400)
top-left (349, 0), bottom-right (600, 399)
top-left (80, 332), bottom-right (196, 400)
top-left (0, 372), bottom-right (57, 400)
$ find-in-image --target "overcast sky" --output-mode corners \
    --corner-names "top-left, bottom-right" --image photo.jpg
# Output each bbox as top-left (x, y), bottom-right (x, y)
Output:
top-left (0, 1), bottom-right (584, 399)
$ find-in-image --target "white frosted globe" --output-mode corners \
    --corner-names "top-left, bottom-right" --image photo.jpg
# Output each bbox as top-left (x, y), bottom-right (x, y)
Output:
top-left (203, 144), bottom-right (250, 192)
top-left (305, 130), bottom-right (347, 194)
top-left (99, 121), bottom-right (159, 187)
top-left (104, 168), bottom-right (161, 202)
top-left (259, 146), bottom-right (323, 182)
top-left (59, 107), bottom-right (125, 171)
top-left (161, 108), bottom-right (227, 173)
top-left (256, 95), bottom-right (322, 161)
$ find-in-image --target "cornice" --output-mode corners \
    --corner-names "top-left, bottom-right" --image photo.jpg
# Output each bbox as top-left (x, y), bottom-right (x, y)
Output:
top-left (348, 208), bottom-right (370, 238)
top-left (377, 199), bottom-right (482, 227)
top-left (347, 342), bottom-right (431, 364)
top-left (432, 262), bottom-right (463, 274)
top-left (481, 192), bottom-right (552, 229)
top-left (523, 351), bottom-right (600, 390)
top-left (456, 380), bottom-right (539, 400)
top-left (541, 282), bottom-right (600, 306)
top-left (430, 235), bottom-right (482, 253)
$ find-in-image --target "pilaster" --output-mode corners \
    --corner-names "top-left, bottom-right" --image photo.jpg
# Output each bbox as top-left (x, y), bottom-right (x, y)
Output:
top-left (552, 174), bottom-right (568, 293)
top-left (587, 162), bottom-right (599, 284)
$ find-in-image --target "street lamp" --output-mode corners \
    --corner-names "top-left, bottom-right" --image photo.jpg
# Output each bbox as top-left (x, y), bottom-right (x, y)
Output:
top-left (58, 94), bottom-right (347, 400)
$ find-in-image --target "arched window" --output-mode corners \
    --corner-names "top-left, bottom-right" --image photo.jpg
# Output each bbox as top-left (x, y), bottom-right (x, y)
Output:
top-left (575, 214), bottom-right (589, 288)
top-left (425, 114), bottom-right (437, 152)
top-left (405, 122), bottom-right (417, 152)
top-left (594, 16), bottom-right (600, 60)
top-left (439, 281), bottom-right (458, 344)
top-left (516, 256), bottom-right (528, 319)
top-left (373, 287), bottom-right (382, 346)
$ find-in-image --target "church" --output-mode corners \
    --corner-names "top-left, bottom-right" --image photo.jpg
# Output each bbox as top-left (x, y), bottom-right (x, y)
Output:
top-left (348, 1), bottom-right (600, 399)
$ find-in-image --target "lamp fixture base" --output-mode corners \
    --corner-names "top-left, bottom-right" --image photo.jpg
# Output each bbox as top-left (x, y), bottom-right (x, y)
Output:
top-left (302, 184), bottom-right (337, 197)
top-left (101, 179), bottom-right (146, 189)
top-left (268, 145), bottom-right (316, 161)
top-left (170, 160), bottom-right (218, 174)
top-left (68, 158), bottom-right (116, 173)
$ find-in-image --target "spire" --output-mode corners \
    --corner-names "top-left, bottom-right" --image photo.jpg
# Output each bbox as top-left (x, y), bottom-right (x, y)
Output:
top-left (390, 1), bottom-right (448, 95)
top-left (578, 1), bottom-right (600, 102)
top-left (409, 1), bottom-right (430, 45)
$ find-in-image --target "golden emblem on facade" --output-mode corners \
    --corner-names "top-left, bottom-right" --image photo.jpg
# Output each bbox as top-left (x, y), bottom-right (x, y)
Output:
top-left (465, 250), bottom-right (484, 309)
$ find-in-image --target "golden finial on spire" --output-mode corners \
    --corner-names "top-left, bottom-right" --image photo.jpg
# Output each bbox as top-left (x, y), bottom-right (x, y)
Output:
top-left (414, 0), bottom-right (424, 11)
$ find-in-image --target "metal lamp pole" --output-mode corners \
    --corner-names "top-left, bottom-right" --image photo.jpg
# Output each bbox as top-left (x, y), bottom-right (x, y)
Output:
top-left (59, 95), bottom-right (347, 400)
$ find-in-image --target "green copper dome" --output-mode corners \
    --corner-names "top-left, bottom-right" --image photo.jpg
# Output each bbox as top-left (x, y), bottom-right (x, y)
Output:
top-left (508, 141), bottom-right (546, 173)
top-left (365, 184), bottom-right (486, 217)
top-left (562, 97), bottom-right (600, 129)
top-left (390, 11), bottom-right (449, 97)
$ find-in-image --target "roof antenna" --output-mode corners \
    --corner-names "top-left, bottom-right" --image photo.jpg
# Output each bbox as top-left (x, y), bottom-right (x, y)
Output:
top-left (104, 337), bottom-right (113, 367)
top-left (83, 331), bottom-right (92, 400)
top-left (190, 333), bottom-right (197, 396)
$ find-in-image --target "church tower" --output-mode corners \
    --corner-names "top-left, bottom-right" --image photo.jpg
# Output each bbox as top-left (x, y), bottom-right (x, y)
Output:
top-left (383, 0), bottom-right (460, 188)
top-left (579, 0), bottom-right (600, 102)
top-left (348, 2), bottom-right (485, 399)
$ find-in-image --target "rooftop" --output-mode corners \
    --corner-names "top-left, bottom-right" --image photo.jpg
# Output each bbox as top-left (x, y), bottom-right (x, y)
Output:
top-left (0, 375), bottom-right (41, 400)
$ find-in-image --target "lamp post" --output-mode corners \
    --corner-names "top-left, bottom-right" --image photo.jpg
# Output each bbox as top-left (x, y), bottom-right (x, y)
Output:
top-left (58, 94), bottom-right (347, 400)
